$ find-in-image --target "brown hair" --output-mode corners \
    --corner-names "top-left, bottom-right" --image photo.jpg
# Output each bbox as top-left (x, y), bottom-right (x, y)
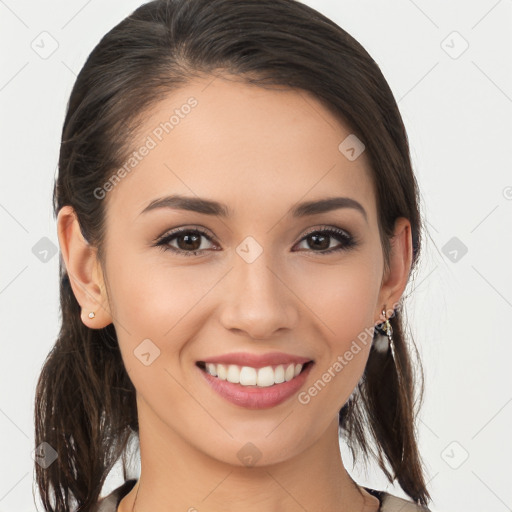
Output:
top-left (34, 0), bottom-right (431, 509)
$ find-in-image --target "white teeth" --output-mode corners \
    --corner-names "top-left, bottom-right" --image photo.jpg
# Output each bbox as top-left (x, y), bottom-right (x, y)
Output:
top-left (217, 364), bottom-right (227, 380)
top-left (274, 365), bottom-right (285, 383)
top-left (203, 362), bottom-right (305, 387)
top-left (227, 364), bottom-right (240, 384)
top-left (256, 366), bottom-right (275, 387)
top-left (239, 366), bottom-right (257, 385)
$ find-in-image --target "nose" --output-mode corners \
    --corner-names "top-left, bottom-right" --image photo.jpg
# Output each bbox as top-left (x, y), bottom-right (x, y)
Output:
top-left (218, 249), bottom-right (300, 340)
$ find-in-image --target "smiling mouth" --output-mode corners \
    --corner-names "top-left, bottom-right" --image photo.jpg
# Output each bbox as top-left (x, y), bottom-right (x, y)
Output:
top-left (196, 360), bottom-right (314, 388)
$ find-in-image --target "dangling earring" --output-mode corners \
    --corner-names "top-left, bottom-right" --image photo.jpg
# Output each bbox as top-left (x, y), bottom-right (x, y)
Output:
top-left (88, 311), bottom-right (95, 319)
top-left (373, 308), bottom-right (392, 354)
top-left (374, 307), bottom-right (403, 385)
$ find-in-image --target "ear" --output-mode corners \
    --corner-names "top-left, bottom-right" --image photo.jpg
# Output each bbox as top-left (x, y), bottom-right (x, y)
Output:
top-left (56, 206), bottom-right (113, 329)
top-left (375, 217), bottom-right (413, 323)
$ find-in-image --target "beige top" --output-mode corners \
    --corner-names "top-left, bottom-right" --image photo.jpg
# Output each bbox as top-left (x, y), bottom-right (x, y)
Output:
top-left (92, 479), bottom-right (433, 512)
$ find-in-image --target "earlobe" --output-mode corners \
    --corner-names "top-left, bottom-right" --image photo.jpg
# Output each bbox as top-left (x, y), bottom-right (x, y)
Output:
top-left (56, 206), bottom-right (112, 329)
top-left (376, 217), bottom-right (413, 320)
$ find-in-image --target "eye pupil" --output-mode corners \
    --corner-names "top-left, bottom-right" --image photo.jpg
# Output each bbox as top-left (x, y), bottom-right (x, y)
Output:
top-left (308, 233), bottom-right (330, 250)
top-left (156, 226), bottom-right (354, 257)
top-left (178, 233), bottom-right (201, 251)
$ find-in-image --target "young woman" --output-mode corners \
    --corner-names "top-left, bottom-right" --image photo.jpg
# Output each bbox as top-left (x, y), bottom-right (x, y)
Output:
top-left (34, 0), bottom-right (435, 510)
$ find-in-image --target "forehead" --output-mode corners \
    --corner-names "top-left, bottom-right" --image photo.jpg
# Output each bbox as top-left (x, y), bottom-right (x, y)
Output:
top-left (104, 75), bottom-right (376, 225)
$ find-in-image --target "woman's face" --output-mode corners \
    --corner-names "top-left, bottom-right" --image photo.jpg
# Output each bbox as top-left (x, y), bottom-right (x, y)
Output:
top-left (73, 75), bottom-right (410, 467)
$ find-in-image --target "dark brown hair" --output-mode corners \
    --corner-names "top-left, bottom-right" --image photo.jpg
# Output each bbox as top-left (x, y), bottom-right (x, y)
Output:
top-left (34, 0), bottom-right (432, 509)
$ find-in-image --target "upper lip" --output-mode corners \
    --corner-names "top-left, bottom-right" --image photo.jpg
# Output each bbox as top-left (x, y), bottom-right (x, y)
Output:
top-left (198, 351), bottom-right (313, 369)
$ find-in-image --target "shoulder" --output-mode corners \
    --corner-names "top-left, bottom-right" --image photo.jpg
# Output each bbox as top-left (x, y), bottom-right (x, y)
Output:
top-left (379, 491), bottom-right (432, 512)
top-left (92, 479), bottom-right (137, 512)
top-left (364, 487), bottom-right (432, 512)
top-left (93, 481), bottom-right (433, 512)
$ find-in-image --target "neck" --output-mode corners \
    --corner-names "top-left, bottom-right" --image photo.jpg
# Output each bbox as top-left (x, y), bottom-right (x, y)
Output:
top-left (118, 399), bottom-right (380, 512)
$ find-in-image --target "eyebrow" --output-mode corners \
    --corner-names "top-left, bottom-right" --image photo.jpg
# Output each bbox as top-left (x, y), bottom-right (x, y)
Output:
top-left (139, 194), bottom-right (368, 223)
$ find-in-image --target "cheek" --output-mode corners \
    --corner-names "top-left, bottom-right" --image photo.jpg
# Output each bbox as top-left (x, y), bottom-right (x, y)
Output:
top-left (295, 258), bottom-right (380, 400)
top-left (106, 250), bottom-right (224, 382)
top-left (296, 255), bottom-right (381, 338)
top-left (107, 248), bottom-right (214, 335)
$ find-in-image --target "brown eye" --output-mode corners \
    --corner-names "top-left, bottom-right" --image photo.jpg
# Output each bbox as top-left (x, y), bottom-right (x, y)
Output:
top-left (154, 227), bottom-right (217, 256)
top-left (153, 225), bottom-right (357, 257)
top-left (294, 227), bottom-right (357, 254)
top-left (175, 232), bottom-right (202, 251)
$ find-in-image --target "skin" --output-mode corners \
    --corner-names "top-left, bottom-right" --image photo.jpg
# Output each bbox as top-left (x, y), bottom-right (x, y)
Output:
top-left (57, 75), bottom-right (412, 512)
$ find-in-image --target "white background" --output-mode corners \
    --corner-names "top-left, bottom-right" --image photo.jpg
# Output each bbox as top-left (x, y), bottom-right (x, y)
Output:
top-left (1, 1), bottom-right (511, 511)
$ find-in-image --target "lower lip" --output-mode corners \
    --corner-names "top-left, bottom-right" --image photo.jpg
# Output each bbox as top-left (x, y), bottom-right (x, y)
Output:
top-left (197, 363), bottom-right (314, 409)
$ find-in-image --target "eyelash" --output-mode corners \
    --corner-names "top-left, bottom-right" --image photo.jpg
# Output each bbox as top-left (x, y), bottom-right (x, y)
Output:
top-left (152, 225), bottom-right (358, 257)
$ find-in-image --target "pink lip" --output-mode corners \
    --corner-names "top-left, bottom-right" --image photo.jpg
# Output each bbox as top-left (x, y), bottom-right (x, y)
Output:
top-left (197, 361), bottom-right (314, 409)
top-left (199, 351), bottom-right (312, 369)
